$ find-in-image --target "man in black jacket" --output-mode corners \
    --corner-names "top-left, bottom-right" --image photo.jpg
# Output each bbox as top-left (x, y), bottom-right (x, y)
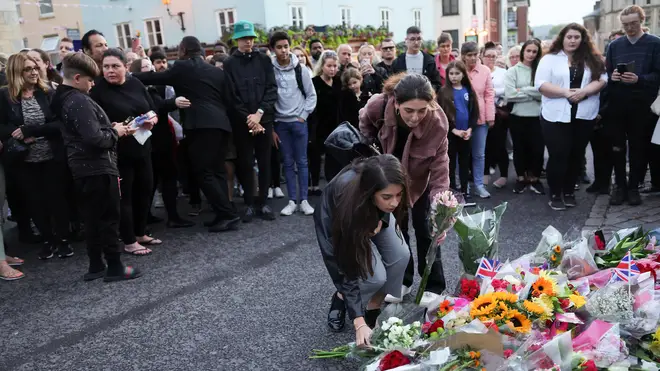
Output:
top-left (52, 53), bottom-right (141, 282)
top-left (223, 20), bottom-right (279, 222)
top-left (133, 36), bottom-right (240, 232)
top-left (392, 26), bottom-right (442, 92)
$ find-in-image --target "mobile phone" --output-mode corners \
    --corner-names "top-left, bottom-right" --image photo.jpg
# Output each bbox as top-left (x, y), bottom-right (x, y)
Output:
top-left (616, 63), bottom-right (627, 74)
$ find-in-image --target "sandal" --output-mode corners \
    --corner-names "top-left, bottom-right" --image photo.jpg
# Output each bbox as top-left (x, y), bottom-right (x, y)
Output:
top-left (104, 266), bottom-right (142, 282)
top-left (123, 247), bottom-right (152, 256)
top-left (6, 257), bottom-right (24, 267)
top-left (0, 266), bottom-right (25, 281)
top-left (137, 237), bottom-right (162, 246)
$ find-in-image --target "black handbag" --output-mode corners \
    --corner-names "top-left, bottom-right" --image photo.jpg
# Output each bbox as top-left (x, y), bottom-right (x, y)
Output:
top-left (3, 137), bottom-right (29, 163)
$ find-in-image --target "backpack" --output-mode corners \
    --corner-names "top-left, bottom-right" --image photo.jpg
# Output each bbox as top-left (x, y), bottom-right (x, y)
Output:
top-left (294, 64), bottom-right (306, 98)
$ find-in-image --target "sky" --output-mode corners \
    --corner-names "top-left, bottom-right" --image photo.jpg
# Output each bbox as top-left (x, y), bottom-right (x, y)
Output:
top-left (528, 0), bottom-right (598, 26)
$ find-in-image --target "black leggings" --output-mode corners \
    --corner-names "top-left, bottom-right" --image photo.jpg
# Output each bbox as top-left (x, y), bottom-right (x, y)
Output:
top-left (541, 116), bottom-right (594, 197)
top-left (485, 115), bottom-right (509, 177)
top-left (152, 150), bottom-right (180, 220)
top-left (118, 155), bottom-right (153, 244)
top-left (18, 160), bottom-right (70, 243)
top-left (509, 115), bottom-right (545, 178)
top-left (448, 133), bottom-right (471, 193)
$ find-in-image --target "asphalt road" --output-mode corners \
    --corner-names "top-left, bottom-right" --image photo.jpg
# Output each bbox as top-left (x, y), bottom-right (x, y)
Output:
top-left (0, 164), bottom-right (597, 371)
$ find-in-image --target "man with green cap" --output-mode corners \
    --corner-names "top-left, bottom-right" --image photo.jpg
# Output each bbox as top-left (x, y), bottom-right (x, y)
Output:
top-left (224, 20), bottom-right (279, 222)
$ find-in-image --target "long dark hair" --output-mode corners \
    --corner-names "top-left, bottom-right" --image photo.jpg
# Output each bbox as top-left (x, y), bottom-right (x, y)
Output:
top-left (331, 155), bottom-right (409, 280)
top-left (519, 39), bottom-right (543, 85)
top-left (549, 23), bottom-right (604, 81)
top-left (383, 72), bottom-right (438, 108)
top-left (440, 60), bottom-right (480, 125)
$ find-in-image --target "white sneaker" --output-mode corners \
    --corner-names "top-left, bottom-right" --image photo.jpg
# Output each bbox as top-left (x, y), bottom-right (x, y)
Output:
top-left (153, 192), bottom-right (164, 208)
top-left (474, 185), bottom-right (491, 199)
top-left (300, 200), bottom-right (315, 215)
top-left (384, 285), bottom-right (412, 304)
top-left (280, 201), bottom-right (298, 216)
top-left (267, 188), bottom-right (273, 199)
top-left (274, 187), bottom-right (285, 198)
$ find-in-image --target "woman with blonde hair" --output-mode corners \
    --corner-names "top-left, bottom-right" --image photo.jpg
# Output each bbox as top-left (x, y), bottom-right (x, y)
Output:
top-left (357, 44), bottom-right (386, 96)
top-left (292, 45), bottom-right (313, 71)
top-left (0, 53), bottom-right (73, 260)
top-left (26, 48), bottom-right (63, 86)
top-left (507, 45), bottom-right (522, 68)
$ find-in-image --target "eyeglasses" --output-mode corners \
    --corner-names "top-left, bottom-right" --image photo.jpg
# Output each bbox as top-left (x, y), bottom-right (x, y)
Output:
top-left (382, 46), bottom-right (395, 51)
top-left (22, 66), bottom-right (40, 73)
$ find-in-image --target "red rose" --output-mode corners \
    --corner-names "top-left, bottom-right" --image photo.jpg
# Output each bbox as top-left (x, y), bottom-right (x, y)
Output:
top-left (503, 349), bottom-right (514, 358)
top-left (582, 360), bottom-right (597, 371)
top-left (559, 298), bottom-right (570, 309)
top-left (425, 320), bottom-right (444, 334)
top-left (379, 350), bottom-right (410, 371)
top-left (422, 321), bottom-right (432, 333)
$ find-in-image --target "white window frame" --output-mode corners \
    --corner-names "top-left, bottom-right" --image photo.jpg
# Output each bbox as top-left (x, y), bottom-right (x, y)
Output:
top-left (115, 22), bottom-right (132, 50)
top-left (290, 5), bottom-right (305, 29)
top-left (413, 9), bottom-right (422, 28)
top-left (340, 7), bottom-right (352, 28)
top-left (144, 18), bottom-right (165, 48)
top-left (215, 8), bottom-right (237, 38)
top-left (39, 0), bottom-right (54, 17)
top-left (380, 8), bottom-right (391, 29)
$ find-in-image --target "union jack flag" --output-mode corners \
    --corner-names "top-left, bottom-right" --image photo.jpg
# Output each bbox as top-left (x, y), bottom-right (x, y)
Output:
top-left (475, 258), bottom-right (503, 279)
top-left (609, 251), bottom-right (641, 283)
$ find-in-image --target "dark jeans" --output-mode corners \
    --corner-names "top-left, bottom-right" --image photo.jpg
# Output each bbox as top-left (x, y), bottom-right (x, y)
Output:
top-left (234, 122), bottom-right (273, 207)
top-left (449, 133), bottom-right (471, 192)
top-left (271, 146), bottom-right (281, 188)
top-left (485, 115), bottom-right (509, 177)
top-left (118, 155), bottom-right (153, 244)
top-left (4, 164), bottom-right (33, 236)
top-left (590, 119), bottom-right (613, 187)
top-left (308, 140), bottom-right (323, 187)
top-left (178, 137), bottom-right (201, 205)
top-left (152, 150), bottom-right (180, 220)
top-left (509, 115), bottom-right (545, 178)
top-left (275, 120), bottom-right (309, 202)
top-left (19, 160), bottom-right (70, 242)
top-left (75, 174), bottom-right (122, 272)
top-left (185, 129), bottom-right (237, 220)
top-left (402, 188), bottom-right (446, 294)
top-left (541, 116), bottom-right (594, 196)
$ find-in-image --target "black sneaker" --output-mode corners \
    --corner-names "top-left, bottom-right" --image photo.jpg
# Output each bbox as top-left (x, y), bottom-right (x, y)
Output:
top-left (57, 242), bottom-right (74, 258)
top-left (563, 194), bottom-right (577, 207)
top-left (242, 206), bottom-right (255, 223)
top-left (610, 188), bottom-right (626, 205)
top-left (529, 181), bottom-right (546, 195)
top-left (548, 195), bottom-right (566, 211)
top-left (258, 205), bottom-right (276, 221)
top-left (513, 180), bottom-right (527, 194)
top-left (38, 243), bottom-right (55, 260)
top-left (628, 189), bottom-right (642, 206)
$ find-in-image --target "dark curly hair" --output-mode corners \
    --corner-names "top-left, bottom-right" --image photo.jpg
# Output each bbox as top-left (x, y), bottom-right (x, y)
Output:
top-left (548, 23), bottom-right (604, 81)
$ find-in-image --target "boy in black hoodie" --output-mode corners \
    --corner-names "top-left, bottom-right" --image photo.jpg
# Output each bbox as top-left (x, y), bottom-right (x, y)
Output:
top-left (51, 53), bottom-right (141, 282)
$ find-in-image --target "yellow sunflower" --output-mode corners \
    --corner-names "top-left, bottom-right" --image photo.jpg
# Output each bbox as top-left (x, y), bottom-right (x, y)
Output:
top-left (470, 295), bottom-right (497, 318)
top-left (569, 294), bottom-right (586, 309)
top-left (523, 300), bottom-right (546, 316)
top-left (493, 291), bottom-right (519, 305)
top-left (504, 309), bottom-right (532, 334)
top-left (532, 277), bottom-right (556, 297)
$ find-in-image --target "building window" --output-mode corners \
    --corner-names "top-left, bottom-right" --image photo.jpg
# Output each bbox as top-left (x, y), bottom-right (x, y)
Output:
top-left (22, 38), bottom-right (28, 49)
top-left (444, 29), bottom-right (459, 49)
top-left (116, 23), bottom-right (132, 50)
top-left (15, 2), bottom-right (21, 18)
top-left (39, 0), bottom-right (53, 16)
top-left (216, 8), bottom-right (236, 37)
top-left (442, 0), bottom-right (459, 16)
top-left (507, 30), bottom-right (518, 47)
top-left (340, 7), bottom-right (352, 27)
top-left (144, 19), bottom-right (164, 47)
top-left (290, 5), bottom-right (304, 29)
top-left (507, 8), bottom-right (517, 29)
top-left (472, 0), bottom-right (477, 15)
top-left (413, 9), bottom-right (421, 28)
top-left (380, 8), bottom-right (391, 29)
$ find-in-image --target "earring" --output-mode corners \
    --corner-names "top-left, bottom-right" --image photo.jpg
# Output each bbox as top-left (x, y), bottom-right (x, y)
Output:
top-left (395, 108), bottom-right (400, 116)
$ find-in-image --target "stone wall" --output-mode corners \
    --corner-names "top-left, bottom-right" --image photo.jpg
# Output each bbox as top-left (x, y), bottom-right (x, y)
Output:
top-left (0, 4), bottom-right (22, 55)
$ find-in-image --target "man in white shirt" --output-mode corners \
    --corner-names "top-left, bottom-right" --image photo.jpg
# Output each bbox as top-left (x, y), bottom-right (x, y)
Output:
top-left (391, 26), bottom-right (441, 92)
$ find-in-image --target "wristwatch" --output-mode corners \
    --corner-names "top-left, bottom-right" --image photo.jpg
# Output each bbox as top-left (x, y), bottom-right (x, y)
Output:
top-left (257, 108), bottom-right (264, 115)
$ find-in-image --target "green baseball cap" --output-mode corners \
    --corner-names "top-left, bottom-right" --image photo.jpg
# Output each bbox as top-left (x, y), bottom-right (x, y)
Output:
top-left (232, 20), bottom-right (257, 40)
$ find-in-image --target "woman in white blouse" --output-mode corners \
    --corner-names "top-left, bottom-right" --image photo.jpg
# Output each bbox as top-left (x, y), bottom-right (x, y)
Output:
top-left (535, 23), bottom-right (607, 211)
top-left (482, 43), bottom-right (509, 189)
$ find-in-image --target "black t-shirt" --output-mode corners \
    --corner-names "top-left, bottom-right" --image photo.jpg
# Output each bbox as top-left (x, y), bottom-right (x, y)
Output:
top-left (393, 119), bottom-right (410, 160)
top-left (91, 76), bottom-right (155, 158)
top-left (569, 64), bottom-right (585, 121)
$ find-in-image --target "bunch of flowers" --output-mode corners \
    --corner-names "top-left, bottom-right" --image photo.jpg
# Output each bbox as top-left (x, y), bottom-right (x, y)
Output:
top-left (585, 284), bottom-right (634, 322)
top-left (469, 292), bottom-right (532, 334)
top-left (438, 300), bottom-right (454, 317)
top-left (522, 273), bottom-right (586, 323)
top-left (379, 317), bottom-right (422, 350)
top-left (454, 203), bottom-right (508, 275)
top-left (458, 277), bottom-right (480, 300)
top-left (422, 319), bottom-right (445, 339)
top-left (438, 348), bottom-right (486, 371)
top-left (378, 350), bottom-right (411, 371)
top-left (444, 312), bottom-right (472, 331)
top-left (491, 276), bottom-right (523, 293)
top-left (547, 245), bottom-right (563, 268)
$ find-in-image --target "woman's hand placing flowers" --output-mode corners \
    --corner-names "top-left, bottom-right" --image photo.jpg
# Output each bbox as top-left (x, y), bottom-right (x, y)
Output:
top-left (354, 318), bottom-right (373, 348)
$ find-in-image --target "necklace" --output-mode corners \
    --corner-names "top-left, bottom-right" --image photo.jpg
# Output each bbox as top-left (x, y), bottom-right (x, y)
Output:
top-left (569, 62), bottom-right (579, 85)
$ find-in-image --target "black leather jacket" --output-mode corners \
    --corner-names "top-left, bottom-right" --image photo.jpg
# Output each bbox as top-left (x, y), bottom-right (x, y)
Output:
top-left (314, 168), bottom-right (390, 320)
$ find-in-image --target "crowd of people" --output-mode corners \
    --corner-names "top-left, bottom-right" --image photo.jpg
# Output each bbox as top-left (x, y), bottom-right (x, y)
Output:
top-left (0, 8), bottom-right (657, 342)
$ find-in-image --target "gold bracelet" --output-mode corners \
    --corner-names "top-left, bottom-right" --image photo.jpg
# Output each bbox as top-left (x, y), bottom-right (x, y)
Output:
top-left (355, 324), bottom-right (368, 332)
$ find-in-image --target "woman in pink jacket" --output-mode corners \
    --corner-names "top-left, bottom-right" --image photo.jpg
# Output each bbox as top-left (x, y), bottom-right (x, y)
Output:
top-left (461, 42), bottom-right (495, 199)
top-left (359, 73), bottom-right (450, 305)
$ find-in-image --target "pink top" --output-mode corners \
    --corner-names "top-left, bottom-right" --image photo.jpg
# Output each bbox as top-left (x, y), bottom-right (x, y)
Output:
top-left (467, 63), bottom-right (495, 125)
top-left (435, 54), bottom-right (456, 86)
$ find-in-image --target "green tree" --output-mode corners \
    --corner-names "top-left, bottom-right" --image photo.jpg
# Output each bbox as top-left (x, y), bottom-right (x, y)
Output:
top-left (548, 24), bottom-right (567, 38)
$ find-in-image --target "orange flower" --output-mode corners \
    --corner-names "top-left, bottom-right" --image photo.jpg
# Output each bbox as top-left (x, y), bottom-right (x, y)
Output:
top-left (439, 300), bottom-right (454, 314)
top-left (532, 277), bottom-right (556, 297)
top-left (553, 245), bottom-right (561, 253)
top-left (550, 254), bottom-right (558, 262)
top-left (475, 360), bottom-right (481, 367)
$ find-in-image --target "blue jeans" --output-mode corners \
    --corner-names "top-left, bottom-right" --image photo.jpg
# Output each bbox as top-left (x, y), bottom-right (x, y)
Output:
top-left (471, 124), bottom-right (489, 187)
top-left (275, 121), bottom-right (309, 202)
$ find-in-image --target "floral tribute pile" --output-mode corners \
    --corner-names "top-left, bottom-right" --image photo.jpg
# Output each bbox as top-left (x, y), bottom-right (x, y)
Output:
top-left (311, 198), bottom-right (660, 370)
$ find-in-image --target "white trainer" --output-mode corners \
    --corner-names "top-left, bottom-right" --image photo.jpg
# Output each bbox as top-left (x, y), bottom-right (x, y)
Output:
top-left (267, 188), bottom-right (273, 199)
top-left (300, 200), bottom-right (315, 215)
top-left (280, 201), bottom-right (298, 216)
top-left (274, 187), bottom-right (285, 198)
top-left (384, 285), bottom-right (412, 304)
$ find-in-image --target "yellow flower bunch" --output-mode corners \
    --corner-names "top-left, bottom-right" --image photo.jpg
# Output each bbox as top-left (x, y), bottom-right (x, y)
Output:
top-left (651, 327), bottom-right (660, 354)
top-left (549, 245), bottom-right (563, 267)
top-left (469, 292), bottom-right (532, 334)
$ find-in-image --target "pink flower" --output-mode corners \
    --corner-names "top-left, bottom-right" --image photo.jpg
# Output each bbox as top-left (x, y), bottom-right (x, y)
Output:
top-left (504, 349), bottom-right (514, 358)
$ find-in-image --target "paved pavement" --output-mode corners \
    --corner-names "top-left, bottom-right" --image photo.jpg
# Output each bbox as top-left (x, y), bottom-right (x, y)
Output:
top-left (0, 172), bottom-right (598, 370)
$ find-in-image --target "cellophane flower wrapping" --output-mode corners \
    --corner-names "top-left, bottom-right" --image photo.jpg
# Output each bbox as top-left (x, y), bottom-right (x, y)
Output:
top-left (585, 282), bottom-right (634, 323)
top-left (573, 321), bottom-right (629, 368)
top-left (558, 237), bottom-right (599, 280)
top-left (622, 274), bottom-right (660, 338)
top-left (454, 202), bottom-right (508, 275)
top-left (527, 331), bottom-right (574, 371)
